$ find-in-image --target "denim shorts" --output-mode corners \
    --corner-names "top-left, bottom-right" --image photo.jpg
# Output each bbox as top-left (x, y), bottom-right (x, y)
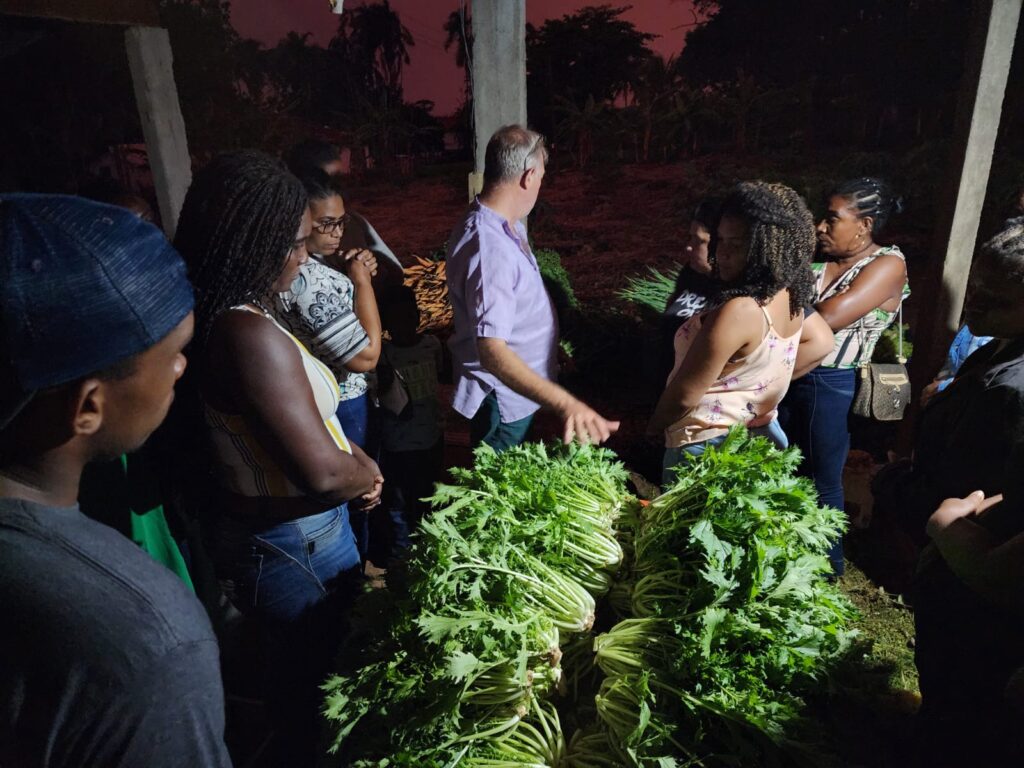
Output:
top-left (208, 504), bottom-right (361, 623)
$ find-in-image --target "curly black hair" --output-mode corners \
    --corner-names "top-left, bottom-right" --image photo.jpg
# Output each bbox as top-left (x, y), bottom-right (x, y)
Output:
top-left (712, 181), bottom-right (816, 316)
top-left (173, 151), bottom-right (307, 346)
top-left (981, 217), bottom-right (1024, 281)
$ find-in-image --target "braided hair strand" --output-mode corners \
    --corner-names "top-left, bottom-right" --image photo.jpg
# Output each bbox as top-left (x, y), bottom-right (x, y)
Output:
top-left (173, 151), bottom-right (307, 345)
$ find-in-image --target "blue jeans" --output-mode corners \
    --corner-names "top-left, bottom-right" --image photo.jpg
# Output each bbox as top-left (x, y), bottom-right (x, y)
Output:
top-left (661, 419), bottom-right (789, 486)
top-left (207, 505), bottom-right (361, 765)
top-left (470, 392), bottom-right (534, 452)
top-left (336, 392), bottom-right (369, 450)
top-left (208, 505), bottom-right (361, 621)
top-left (336, 393), bottom-right (372, 558)
top-left (778, 366), bottom-right (856, 575)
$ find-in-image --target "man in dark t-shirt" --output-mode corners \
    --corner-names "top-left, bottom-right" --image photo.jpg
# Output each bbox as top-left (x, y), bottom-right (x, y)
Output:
top-left (0, 194), bottom-right (231, 766)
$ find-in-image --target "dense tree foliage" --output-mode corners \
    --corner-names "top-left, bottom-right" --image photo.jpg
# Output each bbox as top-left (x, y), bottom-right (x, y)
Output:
top-left (0, 17), bottom-right (139, 189)
top-left (0, 0), bottom-right (442, 192)
top-left (680, 0), bottom-right (973, 149)
top-left (2, 0), bottom-right (1022, 218)
top-left (526, 6), bottom-right (655, 142)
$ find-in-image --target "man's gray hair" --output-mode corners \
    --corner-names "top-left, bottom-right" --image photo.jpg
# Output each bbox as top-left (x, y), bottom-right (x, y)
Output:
top-left (483, 125), bottom-right (548, 186)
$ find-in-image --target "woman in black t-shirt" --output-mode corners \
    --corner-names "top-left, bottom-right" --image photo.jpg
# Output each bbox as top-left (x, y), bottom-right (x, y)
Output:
top-left (655, 198), bottom-right (721, 383)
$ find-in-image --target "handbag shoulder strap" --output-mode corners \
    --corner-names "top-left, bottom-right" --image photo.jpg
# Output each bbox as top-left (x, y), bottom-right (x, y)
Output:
top-left (897, 300), bottom-right (905, 364)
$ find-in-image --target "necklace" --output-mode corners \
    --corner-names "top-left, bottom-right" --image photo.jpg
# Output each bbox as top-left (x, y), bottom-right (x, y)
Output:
top-left (249, 297), bottom-right (273, 316)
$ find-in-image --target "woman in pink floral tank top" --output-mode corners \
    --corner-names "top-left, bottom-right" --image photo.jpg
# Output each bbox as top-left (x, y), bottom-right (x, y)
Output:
top-left (648, 181), bottom-right (819, 484)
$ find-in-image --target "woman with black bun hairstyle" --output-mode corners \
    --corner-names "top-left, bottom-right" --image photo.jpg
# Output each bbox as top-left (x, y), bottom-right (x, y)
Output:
top-left (779, 177), bottom-right (910, 575)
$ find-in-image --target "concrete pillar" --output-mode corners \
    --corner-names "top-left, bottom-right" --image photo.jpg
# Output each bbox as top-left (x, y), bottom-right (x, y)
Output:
top-left (469, 0), bottom-right (527, 200)
top-left (910, 0), bottom-right (1021, 393)
top-left (124, 26), bottom-right (192, 237)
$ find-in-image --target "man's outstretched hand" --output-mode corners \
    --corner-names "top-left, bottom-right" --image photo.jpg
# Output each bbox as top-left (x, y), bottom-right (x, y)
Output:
top-left (559, 399), bottom-right (620, 445)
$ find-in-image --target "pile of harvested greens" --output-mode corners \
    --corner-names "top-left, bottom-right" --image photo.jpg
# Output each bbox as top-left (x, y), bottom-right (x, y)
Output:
top-left (323, 429), bottom-right (856, 767)
top-left (569, 428), bottom-right (858, 767)
top-left (323, 442), bottom-right (628, 766)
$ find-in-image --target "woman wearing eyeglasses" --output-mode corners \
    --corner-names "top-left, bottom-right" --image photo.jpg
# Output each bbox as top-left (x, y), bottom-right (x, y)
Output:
top-left (285, 138), bottom-right (405, 287)
top-left (271, 171), bottom-right (384, 560)
top-left (273, 171), bottom-right (382, 448)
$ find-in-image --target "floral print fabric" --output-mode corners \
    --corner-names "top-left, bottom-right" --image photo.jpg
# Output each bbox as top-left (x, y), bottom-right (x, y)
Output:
top-left (663, 305), bottom-right (802, 448)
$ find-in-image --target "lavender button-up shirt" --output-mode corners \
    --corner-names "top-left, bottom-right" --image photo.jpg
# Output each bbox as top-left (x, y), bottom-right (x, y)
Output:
top-left (446, 199), bottom-right (559, 423)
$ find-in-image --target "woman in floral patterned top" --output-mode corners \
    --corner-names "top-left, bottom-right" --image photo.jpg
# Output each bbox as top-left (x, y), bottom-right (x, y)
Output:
top-left (648, 181), bottom-right (817, 483)
top-left (779, 177), bottom-right (910, 575)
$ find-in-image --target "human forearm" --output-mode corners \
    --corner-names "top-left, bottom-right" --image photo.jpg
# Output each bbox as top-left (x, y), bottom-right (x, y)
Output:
top-left (477, 337), bottom-right (618, 444)
top-left (478, 336), bottom-right (574, 412)
top-left (293, 448), bottom-right (376, 504)
top-left (815, 295), bottom-right (860, 331)
top-left (815, 256), bottom-right (906, 330)
top-left (645, 308), bottom-right (741, 436)
top-left (348, 442), bottom-right (384, 510)
top-left (930, 518), bottom-right (1014, 604)
top-left (927, 493), bottom-right (1022, 609)
top-left (349, 274), bottom-right (382, 366)
top-left (793, 312), bottom-right (834, 379)
top-left (647, 379), bottom-right (703, 436)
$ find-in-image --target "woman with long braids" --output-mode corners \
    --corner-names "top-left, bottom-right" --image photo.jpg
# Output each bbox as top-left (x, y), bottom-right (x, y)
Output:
top-left (779, 177), bottom-right (909, 575)
top-left (172, 151), bottom-right (382, 766)
top-left (648, 181), bottom-right (817, 482)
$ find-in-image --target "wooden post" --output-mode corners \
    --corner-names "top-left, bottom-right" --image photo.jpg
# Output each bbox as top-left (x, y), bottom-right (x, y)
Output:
top-left (909, 0), bottom-right (1021, 391)
top-left (469, 0), bottom-right (527, 202)
top-left (124, 26), bottom-right (191, 237)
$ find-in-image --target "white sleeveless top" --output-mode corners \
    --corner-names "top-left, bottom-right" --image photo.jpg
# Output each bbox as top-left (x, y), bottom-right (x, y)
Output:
top-left (204, 305), bottom-right (351, 498)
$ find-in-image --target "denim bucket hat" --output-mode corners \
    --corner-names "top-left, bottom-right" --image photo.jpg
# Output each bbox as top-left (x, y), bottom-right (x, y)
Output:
top-left (0, 194), bottom-right (194, 424)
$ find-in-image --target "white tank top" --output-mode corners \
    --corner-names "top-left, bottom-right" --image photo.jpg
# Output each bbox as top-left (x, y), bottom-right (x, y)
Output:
top-left (204, 305), bottom-right (351, 498)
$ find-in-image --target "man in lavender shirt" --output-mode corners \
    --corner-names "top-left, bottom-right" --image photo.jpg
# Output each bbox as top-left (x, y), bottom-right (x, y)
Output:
top-left (446, 124), bottom-right (619, 450)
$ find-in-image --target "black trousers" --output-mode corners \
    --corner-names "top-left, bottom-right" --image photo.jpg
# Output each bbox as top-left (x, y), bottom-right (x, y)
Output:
top-left (370, 440), bottom-right (444, 561)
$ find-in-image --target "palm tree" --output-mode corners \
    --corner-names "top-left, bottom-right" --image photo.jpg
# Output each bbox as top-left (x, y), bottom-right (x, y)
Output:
top-left (443, 6), bottom-right (472, 98)
top-left (338, 0), bottom-right (414, 101)
top-left (266, 32), bottom-right (319, 117)
top-left (554, 95), bottom-right (615, 169)
top-left (442, 7), bottom-right (473, 156)
top-left (630, 54), bottom-right (682, 162)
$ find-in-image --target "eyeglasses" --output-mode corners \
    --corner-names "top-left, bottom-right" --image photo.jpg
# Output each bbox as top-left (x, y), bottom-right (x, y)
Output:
top-left (312, 213), bottom-right (350, 235)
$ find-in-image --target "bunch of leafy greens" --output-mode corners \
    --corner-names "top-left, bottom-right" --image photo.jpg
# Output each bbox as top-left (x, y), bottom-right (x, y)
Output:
top-left (568, 428), bottom-right (858, 768)
top-left (618, 265), bottom-right (681, 313)
top-left (323, 442), bottom-right (630, 767)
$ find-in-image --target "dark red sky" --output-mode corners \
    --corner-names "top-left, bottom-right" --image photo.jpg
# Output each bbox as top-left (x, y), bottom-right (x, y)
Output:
top-left (230, 0), bottom-right (700, 115)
